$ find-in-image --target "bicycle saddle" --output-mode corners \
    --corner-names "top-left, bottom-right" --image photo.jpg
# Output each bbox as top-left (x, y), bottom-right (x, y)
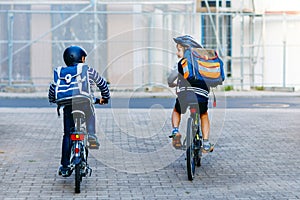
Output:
top-left (71, 110), bottom-right (86, 119)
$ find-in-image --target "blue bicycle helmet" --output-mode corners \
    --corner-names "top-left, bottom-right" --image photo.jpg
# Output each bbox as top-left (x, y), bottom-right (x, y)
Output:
top-left (173, 35), bottom-right (203, 48)
top-left (63, 45), bottom-right (87, 66)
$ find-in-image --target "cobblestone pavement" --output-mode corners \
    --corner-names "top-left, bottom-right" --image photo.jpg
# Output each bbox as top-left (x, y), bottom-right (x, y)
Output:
top-left (0, 107), bottom-right (299, 199)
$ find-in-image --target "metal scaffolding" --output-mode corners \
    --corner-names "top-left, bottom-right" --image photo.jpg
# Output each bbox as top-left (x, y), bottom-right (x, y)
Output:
top-left (1, 0), bottom-right (299, 91)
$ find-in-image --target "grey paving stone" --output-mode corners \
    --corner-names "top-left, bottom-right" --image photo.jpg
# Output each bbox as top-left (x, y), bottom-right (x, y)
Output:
top-left (0, 108), bottom-right (299, 199)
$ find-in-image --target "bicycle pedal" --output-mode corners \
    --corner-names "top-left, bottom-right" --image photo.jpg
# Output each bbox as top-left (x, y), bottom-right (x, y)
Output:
top-left (88, 144), bottom-right (99, 149)
top-left (194, 146), bottom-right (200, 150)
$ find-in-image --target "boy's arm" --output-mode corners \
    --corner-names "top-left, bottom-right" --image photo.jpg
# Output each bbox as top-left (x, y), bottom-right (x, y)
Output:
top-left (167, 69), bottom-right (178, 87)
top-left (48, 83), bottom-right (56, 103)
top-left (167, 63), bottom-right (178, 87)
top-left (88, 67), bottom-right (110, 99)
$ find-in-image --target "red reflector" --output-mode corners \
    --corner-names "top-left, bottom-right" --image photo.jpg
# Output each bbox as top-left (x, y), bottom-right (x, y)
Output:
top-left (70, 134), bottom-right (84, 141)
top-left (190, 108), bottom-right (197, 113)
top-left (75, 148), bottom-right (80, 153)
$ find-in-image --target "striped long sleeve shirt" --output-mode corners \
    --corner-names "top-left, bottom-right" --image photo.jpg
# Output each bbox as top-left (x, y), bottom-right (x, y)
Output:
top-left (48, 66), bottom-right (110, 103)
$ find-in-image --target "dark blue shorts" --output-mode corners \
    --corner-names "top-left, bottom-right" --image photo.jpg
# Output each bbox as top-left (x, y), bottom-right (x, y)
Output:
top-left (174, 91), bottom-right (208, 115)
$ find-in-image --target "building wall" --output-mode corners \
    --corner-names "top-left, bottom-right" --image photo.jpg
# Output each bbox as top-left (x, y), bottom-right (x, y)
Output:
top-left (30, 5), bottom-right (52, 86)
top-left (230, 0), bottom-right (300, 90)
top-left (106, 5), bottom-right (134, 89)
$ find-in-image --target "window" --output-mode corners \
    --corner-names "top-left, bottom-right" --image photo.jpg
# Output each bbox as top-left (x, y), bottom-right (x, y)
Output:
top-left (201, 0), bottom-right (232, 77)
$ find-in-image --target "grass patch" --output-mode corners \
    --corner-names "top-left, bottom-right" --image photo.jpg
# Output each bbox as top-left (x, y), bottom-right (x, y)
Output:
top-left (224, 85), bottom-right (234, 91)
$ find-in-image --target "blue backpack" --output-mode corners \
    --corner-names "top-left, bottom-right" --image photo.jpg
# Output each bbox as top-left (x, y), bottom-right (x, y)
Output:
top-left (53, 63), bottom-right (91, 105)
top-left (182, 48), bottom-right (225, 87)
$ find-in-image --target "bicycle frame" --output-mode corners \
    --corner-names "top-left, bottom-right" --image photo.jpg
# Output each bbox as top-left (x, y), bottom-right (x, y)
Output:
top-left (191, 104), bottom-right (203, 145)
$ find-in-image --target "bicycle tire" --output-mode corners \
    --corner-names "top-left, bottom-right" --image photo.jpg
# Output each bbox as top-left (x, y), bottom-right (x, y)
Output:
top-left (186, 117), bottom-right (195, 181)
top-left (75, 164), bottom-right (81, 193)
top-left (196, 156), bottom-right (201, 167)
top-left (196, 134), bottom-right (202, 167)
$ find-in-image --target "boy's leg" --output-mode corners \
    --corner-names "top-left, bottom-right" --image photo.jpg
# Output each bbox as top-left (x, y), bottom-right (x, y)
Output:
top-left (84, 103), bottom-right (100, 149)
top-left (59, 105), bottom-right (73, 177)
top-left (200, 111), bottom-right (210, 140)
top-left (170, 99), bottom-right (183, 149)
top-left (200, 111), bottom-right (213, 152)
top-left (172, 107), bottom-right (181, 128)
top-left (62, 106), bottom-right (73, 166)
top-left (84, 103), bottom-right (96, 135)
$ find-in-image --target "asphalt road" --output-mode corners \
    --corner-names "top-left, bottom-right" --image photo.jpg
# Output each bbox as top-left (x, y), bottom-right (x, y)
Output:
top-left (0, 96), bottom-right (300, 109)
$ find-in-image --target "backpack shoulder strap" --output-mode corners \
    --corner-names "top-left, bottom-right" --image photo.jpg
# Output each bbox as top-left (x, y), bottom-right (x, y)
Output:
top-left (54, 66), bottom-right (62, 78)
top-left (76, 63), bottom-right (83, 74)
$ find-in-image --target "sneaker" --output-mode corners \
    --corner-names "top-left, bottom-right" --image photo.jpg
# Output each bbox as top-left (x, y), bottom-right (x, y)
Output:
top-left (58, 165), bottom-right (72, 177)
top-left (88, 134), bottom-right (100, 149)
top-left (169, 131), bottom-right (182, 149)
top-left (202, 143), bottom-right (214, 153)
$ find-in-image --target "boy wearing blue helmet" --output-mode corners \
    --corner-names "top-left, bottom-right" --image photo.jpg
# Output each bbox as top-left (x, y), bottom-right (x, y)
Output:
top-left (48, 45), bottom-right (110, 177)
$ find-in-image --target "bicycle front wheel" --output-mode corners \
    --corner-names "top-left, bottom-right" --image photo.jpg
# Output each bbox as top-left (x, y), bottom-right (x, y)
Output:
top-left (186, 117), bottom-right (195, 181)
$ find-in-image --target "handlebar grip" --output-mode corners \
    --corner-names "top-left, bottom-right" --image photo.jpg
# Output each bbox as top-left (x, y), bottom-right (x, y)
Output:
top-left (94, 98), bottom-right (101, 104)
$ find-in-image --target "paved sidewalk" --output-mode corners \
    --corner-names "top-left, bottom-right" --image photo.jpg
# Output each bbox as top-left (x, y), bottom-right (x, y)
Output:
top-left (0, 107), bottom-right (299, 199)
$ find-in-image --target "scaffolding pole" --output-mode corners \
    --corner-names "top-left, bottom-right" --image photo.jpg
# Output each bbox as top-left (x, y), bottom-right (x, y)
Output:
top-left (7, 11), bottom-right (14, 86)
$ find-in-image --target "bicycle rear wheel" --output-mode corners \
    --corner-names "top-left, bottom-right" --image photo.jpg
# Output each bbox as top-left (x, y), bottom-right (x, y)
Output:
top-left (75, 164), bottom-right (81, 193)
top-left (186, 117), bottom-right (195, 181)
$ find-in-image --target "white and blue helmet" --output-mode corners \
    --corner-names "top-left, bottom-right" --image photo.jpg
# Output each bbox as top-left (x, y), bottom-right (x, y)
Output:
top-left (173, 35), bottom-right (203, 48)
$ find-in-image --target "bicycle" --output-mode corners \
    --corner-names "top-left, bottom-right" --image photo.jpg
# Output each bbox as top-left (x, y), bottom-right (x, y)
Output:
top-left (69, 109), bottom-right (92, 193)
top-left (56, 98), bottom-right (107, 193)
top-left (183, 102), bottom-right (213, 181)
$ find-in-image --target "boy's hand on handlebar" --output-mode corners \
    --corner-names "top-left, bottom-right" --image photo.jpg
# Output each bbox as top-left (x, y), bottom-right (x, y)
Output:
top-left (94, 98), bottom-right (109, 104)
top-left (99, 98), bottom-right (109, 104)
top-left (168, 82), bottom-right (177, 88)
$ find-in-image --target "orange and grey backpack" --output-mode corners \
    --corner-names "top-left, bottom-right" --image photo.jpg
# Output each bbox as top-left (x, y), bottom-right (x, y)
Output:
top-left (174, 35), bottom-right (225, 87)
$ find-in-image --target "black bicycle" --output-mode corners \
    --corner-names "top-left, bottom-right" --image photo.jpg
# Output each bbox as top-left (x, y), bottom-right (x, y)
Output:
top-left (69, 109), bottom-right (92, 193)
top-left (184, 103), bottom-right (203, 181)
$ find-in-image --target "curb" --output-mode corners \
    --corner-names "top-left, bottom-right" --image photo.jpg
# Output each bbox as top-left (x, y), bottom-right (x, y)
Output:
top-left (0, 90), bottom-right (300, 99)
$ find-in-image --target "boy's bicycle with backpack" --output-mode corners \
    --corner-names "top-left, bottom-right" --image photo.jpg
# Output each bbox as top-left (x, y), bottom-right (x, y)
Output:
top-left (58, 99), bottom-right (103, 193)
top-left (171, 35), bottom-right (223, 181)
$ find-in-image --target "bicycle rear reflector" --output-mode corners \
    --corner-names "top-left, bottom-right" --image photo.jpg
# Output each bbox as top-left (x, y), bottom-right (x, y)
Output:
top-left (75, 148), bottom-right (80, 153)
top-left (190, 108), bottom-right (197, 113)
top-left (71, 134), bottom-right (84, 141)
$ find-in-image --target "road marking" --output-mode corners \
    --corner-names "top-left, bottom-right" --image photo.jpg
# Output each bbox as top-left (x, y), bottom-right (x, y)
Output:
top-left (252, 103), bottom-right (290, 108)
